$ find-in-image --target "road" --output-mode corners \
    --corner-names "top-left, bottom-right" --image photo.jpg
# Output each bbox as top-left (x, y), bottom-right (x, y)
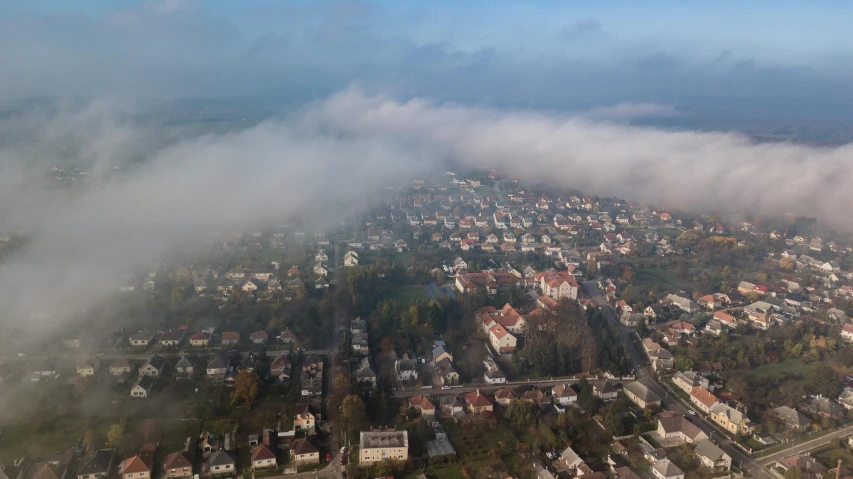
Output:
top-left (581, 281), bottom-right (775, 479)
top-left (393, 377), bottom-right (612, 399)
top-left (756, 424), bottom-right (853, 467)
top-left (0, 348), bottom-right (333, 362)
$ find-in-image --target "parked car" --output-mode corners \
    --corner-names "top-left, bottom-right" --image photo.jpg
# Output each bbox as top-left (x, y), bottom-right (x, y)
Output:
top-left (442, 385), bottom-right (451, 390)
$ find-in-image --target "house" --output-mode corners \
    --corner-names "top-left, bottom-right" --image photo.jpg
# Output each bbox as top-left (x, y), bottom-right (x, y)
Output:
top-left (536, 270), bottom-right (580, 300)
top-left (521, 390), bottom-right (549, 407)
top-left (359, 429), bottom-right (409, 464)
top-left (775, 456), bottom-right (826, 479)
top-left (128, 331), bottom-right (155, 348)
top-left (494, 388), bottom-right (519, 406)
top-left (592, 380), bottom-right (618, 401)
top-left (120, 455), bottom-right (152, 479)
top-left (704, 319), bottom-right (724, 336)
top-left (344, 251), bottom-right (359, 267)
top-left (270, 354), bottom-right (292, 381)
top-left (294, 403), bottom-right (315, 431)
top-left (206, 357), bottom-right (228, 379)
top-left (161, 452), bottom-right (192, 479)
top-left (432, 344), bottom-right (453, 363)
top-left (131, 376), bottom-right (155, 398)
top-left (279, 328), bottom-right (296, 345)
top-left (289, 439), bottom-right (319, 466)
top-left (652, 459), bottom-right (684, 479)
top-left (175, 356), bottom-right (194, 377)
top-left (772, 406), bottom-right (812, 431)
top-left (159, 330), bottom-right (185, 347)
top-left (139, 355), bottom-right (165, 378)
top-left (713, 311), bottom-right (737, 327)
top-left (304, 354), bottom-right (324, 373)
top-left (744, 301), bottom-right (775, 329)
top-left (241, 281), bottom-right (258, 293)
top-left (77, 357), bottom-right (100, 377)
top-left (220, 332), bottom-right (239, 345)
top-left (464, 390), bottom-right (494, 413)
top-left (560, 446), bottom-right (584, 470)
top-left (77, 449), bottom-right (115, 479)
top-left (483, 355), bottom-right (506, 384)
top-left (395, 358), bottom-right (418, 382)
top-left (189, 332), bottom-right (210, 347)
top-left (351, 332), bottom-right (368, 353)
top-left (355, 361), bottom-right (377, 387)
top-left (668, 321), bottom-right (695, 336)
top-left (664, 294), bottom-right (699, 313)
top-left (552, 384), bottom-right (578, 406)
top-left (623, 381), bottom-right (661, 409)
top-left (110, 359), bottom-right (131, 376)
top-left (249, 331), bottom-right (268, 344)
top-left (250, 445), bottom-right (276, 470)
top-left (656, 413), bottom-right (708, 444)
top-left (841, 324), bottom-right (853, 343)
top-left (436, 358), bottom-right (459, 385)
top-left (206, 451), bottom-right (235, 476)
top-left (489, 324), bottom-right (517, 354)
top-left (689, 387), bottom-right (719, 413)
top-left (801, 396), bottom-right (845, 420)
top-left (672, 372), bottom-right (709, 394)
top-left (408, 395), bottom-right (437, 416)
top-left (709, 403), bottom-right (755, 435)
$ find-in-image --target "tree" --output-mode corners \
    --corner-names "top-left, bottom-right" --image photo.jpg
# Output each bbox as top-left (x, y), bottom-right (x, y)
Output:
top-left (254, 410), bottom-right (279, 430)
top-left (587, 258), bottom-right (598, 277)
top-left (809, 363), bottom-right (841, 397)
top-left (107, 422), bottom-right (125, 447)
top-left (604, 403), bottom-right (626, 436)
top-left (340, 394), bottom-right (367, 435)
top-left (504, 400), bottom-right (536, 428)
top-left (334, 373), bottom-right (349, 391)
top-left (674, 356), bottom-right (694, 372)
top-left (234, 370), bottom-right (261, 404)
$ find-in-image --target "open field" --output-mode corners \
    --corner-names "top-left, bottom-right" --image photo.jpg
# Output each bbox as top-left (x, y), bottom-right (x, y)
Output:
top-left (745, 359), bottom-right (809, 381)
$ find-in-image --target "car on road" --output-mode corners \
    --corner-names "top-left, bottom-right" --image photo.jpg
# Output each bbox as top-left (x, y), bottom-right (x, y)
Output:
top-left (442, 385), bottom-right (451, 390)
top-left (340, 446), bottom-right (347, 454)
top-left (96, 353), bottom-right (104, 356)
top-left (688, 409), bottom-right (697, 416)
top-left (17, 353), bottom-right (26, 357)
top-left (326, 453), bottom-right (331, 462)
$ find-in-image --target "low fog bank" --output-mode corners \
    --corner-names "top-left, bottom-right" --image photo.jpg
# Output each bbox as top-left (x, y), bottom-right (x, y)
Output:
top-left (0, 101), bottom-right (436, 334)
top-left (1, 89), bottom-right (853, 338)
top-left (318, 89), bottom-right (853, 228)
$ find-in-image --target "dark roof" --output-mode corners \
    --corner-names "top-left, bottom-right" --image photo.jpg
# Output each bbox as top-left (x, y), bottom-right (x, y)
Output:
top-left (208, 451), bottom-right (235, 467)
top-left (291, 438), bottom-right (319, 456)
top-left (145, 354), bottom-right (165, 369)
top-left (162, 452), bottom-right (192, 470)
top-left (77, 450), bottom-right (114, 476)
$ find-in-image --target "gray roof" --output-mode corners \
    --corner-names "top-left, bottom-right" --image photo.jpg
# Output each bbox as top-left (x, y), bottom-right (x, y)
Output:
top-left (772, 406), bottom-right (812, 428)
top-left (624, 381), bottom-right (661, 404)
top-left (360, 430), bottom-right (408, 449)
top-left (175, 356), bottom-right (193, 369)
top-left (425, 438), bottom-right (456, 458)
top-left (653, 459), bottom-right (684, 478)
top-left (208, 450), bottom-right (235, 467)
top-left (561, 446), bottom-right (582, 467)
top-left (694, 440), bottom-right (728, 462)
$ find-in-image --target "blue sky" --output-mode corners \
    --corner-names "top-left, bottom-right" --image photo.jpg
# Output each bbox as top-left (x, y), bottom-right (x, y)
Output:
top-left (1, 0), bottom-right (852, 118)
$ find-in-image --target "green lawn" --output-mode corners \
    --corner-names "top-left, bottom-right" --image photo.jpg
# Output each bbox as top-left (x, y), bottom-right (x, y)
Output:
top-left (745, 359), bottom-right (809, 381)
top-left (0, 418), bottom-right (85, 462)
top-left (384, 287), bottom-right (428, 305)
top-left (634, 267), bottom-right (692, 292)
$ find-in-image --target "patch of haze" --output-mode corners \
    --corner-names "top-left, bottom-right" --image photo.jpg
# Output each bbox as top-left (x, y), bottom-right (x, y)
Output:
top-left (0, 102), bottom-right (436, 336)
top-left (315, 88), bottom-right (853, 229)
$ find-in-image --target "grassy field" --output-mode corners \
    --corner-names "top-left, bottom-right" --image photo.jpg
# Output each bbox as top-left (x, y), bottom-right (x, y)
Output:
top-left (745, 359), bottom-right (809, 381)
top-left (634, 267), bottom-right (692, 293)
top-left (0, 418), bottom-right (85, 462)
top-left (384, 286), bottom-right (429, 305)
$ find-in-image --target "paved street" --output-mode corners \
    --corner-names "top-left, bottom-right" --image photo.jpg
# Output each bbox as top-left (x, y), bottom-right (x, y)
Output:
top-left (394, 377), bottom-right (598, 398)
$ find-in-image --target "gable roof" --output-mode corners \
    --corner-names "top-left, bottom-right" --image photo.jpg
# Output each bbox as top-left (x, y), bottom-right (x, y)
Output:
top-left (162, 452), bottom-right (192, 470)
top-left (251, 445), bottom-right (276, 462)
top-left (291, 438), bottom-right (319, 456)
top-left (689, 387), bottom-right (719, 408)
top-left (653, 459), bottom-right (684, 478)
top-left (208, 451), bottom-right (235, 467)
top-left (121, 456), bottom-right (151, 474)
